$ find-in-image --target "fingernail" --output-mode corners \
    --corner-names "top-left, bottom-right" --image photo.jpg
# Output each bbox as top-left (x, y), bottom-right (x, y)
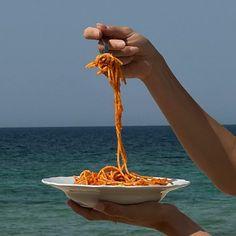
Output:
top-left (94, 202), bottom-right (104, 212)
top-left (117, 41), bottom-right (126, 48)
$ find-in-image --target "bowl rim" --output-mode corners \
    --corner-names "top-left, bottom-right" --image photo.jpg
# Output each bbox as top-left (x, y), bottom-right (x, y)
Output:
top-left (41, 176), bottom-right (190, 189)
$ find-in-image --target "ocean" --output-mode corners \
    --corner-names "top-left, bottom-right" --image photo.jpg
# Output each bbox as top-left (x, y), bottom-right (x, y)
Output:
top-left (0, 126), bottom-right (235, 236)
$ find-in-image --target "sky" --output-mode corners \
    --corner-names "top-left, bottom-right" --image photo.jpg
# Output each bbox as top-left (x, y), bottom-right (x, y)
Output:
top-left (0, 0), bottom-right (235, 127)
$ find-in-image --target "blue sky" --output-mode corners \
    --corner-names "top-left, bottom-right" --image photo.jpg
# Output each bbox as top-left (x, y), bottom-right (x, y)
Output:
top-left (0, 0), bottom-right (235, 127)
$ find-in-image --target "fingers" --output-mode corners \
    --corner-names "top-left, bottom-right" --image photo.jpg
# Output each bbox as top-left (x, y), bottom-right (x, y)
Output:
top-left (83, 23), bottom-right (142, 78)
top-left (94, 201), bottom-right (133, 220)
top-left (98, 42), bottom-right (139, 56)
top-left (67, 199), bottom-right (166, 230)
top-left (98, 39), bottom-right (126, 51)
top-left (107, 39), bottom-right (126, 50)
top-left (84, 23), bottom-right (139, 62)
top-left (96, 23), bottom-right (134, 39)
top-left (94, 200), bottom-right (163, 220)
top-left (67, 200), bottom-right (110, 221)
top-left (98, 39), bottom-right (139, 59)
top-left (110, 47), bottom-right (139, 57)
top-left (83, 23), bottom-right (134, 41)
top-left (67, 200), bottom-right (128, 224)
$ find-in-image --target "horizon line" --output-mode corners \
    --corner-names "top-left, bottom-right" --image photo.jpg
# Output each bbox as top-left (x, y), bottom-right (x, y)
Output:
top-left (0, 124), bottom-right (235, 129)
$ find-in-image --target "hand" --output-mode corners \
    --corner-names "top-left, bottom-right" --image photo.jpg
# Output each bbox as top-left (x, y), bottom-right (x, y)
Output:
top-left (67, 200), bottom-right (210, 236)
top-left (83, 23), bottom-right (164, 81)
top-left (68, 199), bottom-right (169, 230)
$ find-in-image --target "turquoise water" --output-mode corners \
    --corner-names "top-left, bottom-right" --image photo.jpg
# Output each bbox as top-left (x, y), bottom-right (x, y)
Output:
top-left (0, 126), bottom-right (235, 235)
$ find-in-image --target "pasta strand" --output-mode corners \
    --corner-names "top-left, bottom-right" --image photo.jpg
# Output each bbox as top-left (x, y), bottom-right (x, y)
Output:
top-left (74, 53), bottom-right (169, 186)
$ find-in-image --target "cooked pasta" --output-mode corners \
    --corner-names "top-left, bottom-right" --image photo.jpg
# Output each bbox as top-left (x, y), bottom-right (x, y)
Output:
top-left (74, 53), bottom-right (169, 186)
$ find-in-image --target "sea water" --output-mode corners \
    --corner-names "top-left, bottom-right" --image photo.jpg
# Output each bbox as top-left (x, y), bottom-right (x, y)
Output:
top-left (0, 126), bottom-right (235, 236)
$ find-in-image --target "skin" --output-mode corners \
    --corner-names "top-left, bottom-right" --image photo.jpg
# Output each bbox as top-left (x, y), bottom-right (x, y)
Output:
top-left (83, 23), bottom-right (236, 195)
top-left (68, 200), bottom-right (210, 236)
top-left (67, 23), bottom-right (236, 235)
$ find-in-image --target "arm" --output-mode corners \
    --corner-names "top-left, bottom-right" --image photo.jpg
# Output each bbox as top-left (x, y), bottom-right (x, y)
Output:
top-left (84, 23), bottom-right (236, 195)
top-left (68, 200), bottom-right (211, 236)
top-left (143, 54), bottom-right (236, 195)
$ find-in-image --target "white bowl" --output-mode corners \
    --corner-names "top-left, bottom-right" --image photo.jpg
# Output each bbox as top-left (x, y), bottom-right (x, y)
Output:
top-left (42, 176), bottom-right (190, 208)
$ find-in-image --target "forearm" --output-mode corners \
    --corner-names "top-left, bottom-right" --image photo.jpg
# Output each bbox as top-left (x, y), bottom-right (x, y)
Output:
top-left (143, 54), bottom-right (236, 195)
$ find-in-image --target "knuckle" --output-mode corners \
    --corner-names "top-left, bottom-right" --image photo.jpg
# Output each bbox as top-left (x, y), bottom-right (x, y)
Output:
top-left (124, 26), bottom-right (132, 32)
top-left (124, 27), bottom-right (134, 37)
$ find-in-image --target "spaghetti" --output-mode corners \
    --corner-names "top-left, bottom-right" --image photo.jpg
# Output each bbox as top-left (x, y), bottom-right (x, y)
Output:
top-left (74, 53), bottom-right (169, 186)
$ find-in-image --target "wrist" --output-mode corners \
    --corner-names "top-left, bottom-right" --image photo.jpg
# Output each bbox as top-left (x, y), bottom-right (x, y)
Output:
top-left (155, 204), bottom-right (209, 236)
top-left (141, 52), bottom-right (166, 85)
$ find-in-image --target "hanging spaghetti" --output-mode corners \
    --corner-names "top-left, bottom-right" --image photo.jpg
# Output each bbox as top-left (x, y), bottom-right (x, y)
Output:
top-left (74, 53), bottom-right (169, 186)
